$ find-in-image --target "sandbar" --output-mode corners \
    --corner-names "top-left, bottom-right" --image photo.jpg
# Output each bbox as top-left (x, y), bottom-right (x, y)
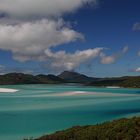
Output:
top-left (0, 88), bottom-right (19, 93)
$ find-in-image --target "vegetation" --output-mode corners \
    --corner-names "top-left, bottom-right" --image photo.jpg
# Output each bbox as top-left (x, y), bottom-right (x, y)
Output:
top-left (88, 76), bottom-right (140, 88)
top-left (36, 74), bottom-right (65, 84)
top-left (58, 71), bottom-right (99, 83)
top-left (0, 71), bottom-right (140, 88)
top-left (0, 73), bottom-right (65, 85)
top-left (25, 116), bottom-right (140, 140)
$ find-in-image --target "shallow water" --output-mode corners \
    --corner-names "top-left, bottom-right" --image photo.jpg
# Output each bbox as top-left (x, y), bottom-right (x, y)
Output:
top-left (0, 84), bottom-right (140, 140)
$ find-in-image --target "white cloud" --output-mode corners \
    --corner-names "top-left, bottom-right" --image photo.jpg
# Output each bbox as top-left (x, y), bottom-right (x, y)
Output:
top-left (1, 0), bottom-right (129, 73)
top-left (0, 19), bottom-right (84, 62)
top-left (0, 0), bottom-right (98, 19)
top-left (100, 53), bottom-right (116, 64)
top-left (0, 17), bottom-right (128, 72)
top-left (44, 48), bottom-right (104, 71)
top-left (135, 67), bottom-right (140, 72)
top-left (0, 0), bottom-right (102, 73)
top-left (100, 46), bottom-right (128, 64)
top-left (133, 22), bottom-right (140, 31)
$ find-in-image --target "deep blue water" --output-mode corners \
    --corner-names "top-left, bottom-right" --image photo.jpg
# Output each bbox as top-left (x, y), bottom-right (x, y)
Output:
top-left (0, 84), bottom-right (140, 140)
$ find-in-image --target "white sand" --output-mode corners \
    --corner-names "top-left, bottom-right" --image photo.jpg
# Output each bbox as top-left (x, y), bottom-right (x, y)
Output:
top-left (57, 91), bottom-right (88, 96)
top-left (18, 91), bottom-right (138, 98)
top-left (106, 86), bottom-right (120, 89)
top-left (0, 88), bottom-right (19, 93)
top-left (56, 91), bottom-right (138, 97)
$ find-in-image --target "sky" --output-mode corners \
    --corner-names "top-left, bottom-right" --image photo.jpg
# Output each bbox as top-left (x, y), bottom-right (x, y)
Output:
top-left (0, 0), bottom-right (140, 77)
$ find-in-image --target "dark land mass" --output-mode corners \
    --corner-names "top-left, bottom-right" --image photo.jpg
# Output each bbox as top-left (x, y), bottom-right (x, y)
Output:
top-left (0, 73), bottom-right (65, 85)
top-left (58, 71), bottom-right (99, 83)
top-left (0, 71), bottom-right (140, 88)
top-left (25, 116), bottom-right (140, 140)
top-left (87, 76), bottom-right (140, 88)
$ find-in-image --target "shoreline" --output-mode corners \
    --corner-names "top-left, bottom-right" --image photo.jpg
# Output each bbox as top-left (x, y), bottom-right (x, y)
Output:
top-left (28, 116), bottom-right (140, 140)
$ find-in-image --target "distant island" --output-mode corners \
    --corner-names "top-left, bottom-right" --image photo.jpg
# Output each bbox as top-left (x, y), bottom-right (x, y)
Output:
top-left (87, 76), bottom-right (140, 88)
top-left (25, 116), bottom-right (140, 140)
top-left (0, 71), bottom-right (140, 88)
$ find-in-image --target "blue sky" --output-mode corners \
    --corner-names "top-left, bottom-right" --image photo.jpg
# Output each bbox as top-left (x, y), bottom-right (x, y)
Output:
top-left (0, 0), bottom-right (139, 77)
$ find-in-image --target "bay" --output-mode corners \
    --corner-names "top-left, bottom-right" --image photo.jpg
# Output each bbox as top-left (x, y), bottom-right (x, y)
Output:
top-left (0, 84), bottom-right (140, 140)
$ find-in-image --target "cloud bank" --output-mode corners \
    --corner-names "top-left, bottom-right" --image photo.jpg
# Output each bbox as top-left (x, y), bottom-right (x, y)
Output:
top-left (0, 17), bottom-right (128, 72)
top-left (0, 19), bottom-right (83, 62)
top-left (0, 0), bottom-right (97, 19)
top-left (0, 0), bottom-right (104, 73)
top-left (0, 0), bottom-right (129, 73)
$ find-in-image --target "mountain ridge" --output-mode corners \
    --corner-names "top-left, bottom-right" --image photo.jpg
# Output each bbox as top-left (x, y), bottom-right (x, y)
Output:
top-left (0, 73), bottom-right (65, 85)
top-left (0, 71), bottom-right (139, 88)
top-left (58, 71), bottom-right (99, 83)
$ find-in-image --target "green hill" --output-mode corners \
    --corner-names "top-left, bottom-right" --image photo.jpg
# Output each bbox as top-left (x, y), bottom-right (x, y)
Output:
top-left (88, 76), bottom-right (140, 88)
top-left (26, 116), bottom-right (140, 140)
top-left (36, 74), bottom-right (65, 84)
top-left (0, 73), bottom-right (65, 85)
top-left (0, 72), bottom-right (140, 88)
top-left (58, 71), bottom-right (98, 83)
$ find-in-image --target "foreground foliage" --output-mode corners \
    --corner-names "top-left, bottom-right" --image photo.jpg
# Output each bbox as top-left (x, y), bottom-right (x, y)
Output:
top-left (26, 117), bottom-right (140, 140)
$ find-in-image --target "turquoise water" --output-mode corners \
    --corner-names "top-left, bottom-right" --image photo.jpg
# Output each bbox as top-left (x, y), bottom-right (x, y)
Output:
top-left (0, 84), bottom-right (140, 140)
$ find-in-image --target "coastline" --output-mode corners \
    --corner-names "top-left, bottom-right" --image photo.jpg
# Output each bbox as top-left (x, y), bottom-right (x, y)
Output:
top-left (27, 116), bottom-right (140, 140)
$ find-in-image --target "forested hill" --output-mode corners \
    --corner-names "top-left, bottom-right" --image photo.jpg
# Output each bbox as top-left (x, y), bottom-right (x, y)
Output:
top-left (27, 117), bottom-right (140, 140)
top-left (87, 76), bottom-right (140, 88)
top-left (0, 72), bottom-right (140, 88)
top-left (0, 73), bottom-right (65, 85)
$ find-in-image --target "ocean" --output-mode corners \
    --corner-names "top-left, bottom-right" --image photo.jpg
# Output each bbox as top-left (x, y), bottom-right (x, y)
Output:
top-left (0, 84), bottom-right (140, 140)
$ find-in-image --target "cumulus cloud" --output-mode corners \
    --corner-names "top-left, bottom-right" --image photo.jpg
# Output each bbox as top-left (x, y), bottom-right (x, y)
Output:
top-left (138, 51), bottom-right (140, 56)
top-left (0, 0), bottom-right (102, 73)
top-left (1, 0), bottom-right (128, 73)
top-left (100, 46), bottom-right (128, 64)
top-left (0, 19), bottom-right (84, 62)
top-left (135, 67), bottom-right (140, 72)
top-left (0, 0), bottom-right (98, 19)
top-left (133, 22), bottom-right (140, 31)
top-left (100, 53), bottom-right (116, 64)
top-left (44, 48), bottom-right (104, 71)
top-left (0, 15), bottom-right (128, 72)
